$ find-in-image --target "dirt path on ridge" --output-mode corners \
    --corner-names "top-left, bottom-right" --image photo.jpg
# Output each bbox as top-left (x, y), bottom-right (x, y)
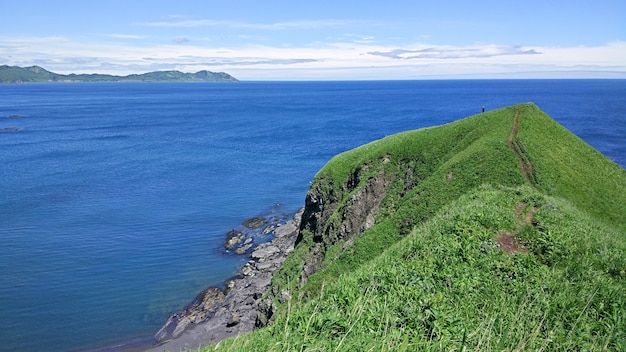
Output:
top-left (508, 108), bottom-right (537, 188)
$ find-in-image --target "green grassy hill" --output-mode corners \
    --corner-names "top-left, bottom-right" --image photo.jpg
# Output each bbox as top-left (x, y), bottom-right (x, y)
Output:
top-left (207, 103), bottom-right (625, 351)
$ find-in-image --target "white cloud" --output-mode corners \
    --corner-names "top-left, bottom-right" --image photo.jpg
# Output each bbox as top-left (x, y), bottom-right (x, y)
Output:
top-left (138, 19), bottom-right (355, 30)
top-left (109, 34), bottom-right (145, 40)
top-left (535, 41), bottom-right (626, 66)
top-left (1, 35), bottom-right (624, 80)
top-left (369, 45), bottom-right (541, 60)
top-left (139, 19), bottom-right (226, 28)
top-left (172, 37), bottom-right (190, 44)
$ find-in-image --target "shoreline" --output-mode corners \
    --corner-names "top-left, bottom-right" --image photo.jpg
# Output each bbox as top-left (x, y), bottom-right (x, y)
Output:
top-left (142, 208), bottom-right (302, 351)
top-left (141, 208), bottom-right (303, 352)
top-left (77, 207), bottom-right (301, 352)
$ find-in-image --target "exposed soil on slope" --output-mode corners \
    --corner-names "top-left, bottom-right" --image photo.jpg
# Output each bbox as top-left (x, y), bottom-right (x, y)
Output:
top-left (496, 202), bottom-right (536, 255)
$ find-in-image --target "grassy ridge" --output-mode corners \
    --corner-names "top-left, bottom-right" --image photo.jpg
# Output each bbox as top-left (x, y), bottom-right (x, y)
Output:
top-left (203, 103), bottom-right (625, 351)
top-left (276, 104), bottom-right (526, 297)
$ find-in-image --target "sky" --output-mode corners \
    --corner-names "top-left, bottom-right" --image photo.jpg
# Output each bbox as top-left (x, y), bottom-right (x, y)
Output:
top-left (1, 0), bottom-right (625, 80)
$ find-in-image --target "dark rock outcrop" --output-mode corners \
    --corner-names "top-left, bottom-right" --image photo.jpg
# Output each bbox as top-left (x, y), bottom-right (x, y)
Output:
top-left (224, 230), bottom-right (245, 250)
top-left (242, 216), bottom-right (267, 229)
top-left (224, 210), bottom-right (289, 255)
top-left (297, 165), bottom-right (394, 286)
top-left (0, 127), bottom-right (22, 132)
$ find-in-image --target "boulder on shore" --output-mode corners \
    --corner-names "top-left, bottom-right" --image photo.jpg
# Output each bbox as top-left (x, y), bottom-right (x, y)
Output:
top-left (154, 287), bottom-right (225, 342)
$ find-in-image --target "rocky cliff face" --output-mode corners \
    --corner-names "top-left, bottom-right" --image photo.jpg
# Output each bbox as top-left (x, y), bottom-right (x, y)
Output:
top-left (295, 157), bottom-right (417, 287)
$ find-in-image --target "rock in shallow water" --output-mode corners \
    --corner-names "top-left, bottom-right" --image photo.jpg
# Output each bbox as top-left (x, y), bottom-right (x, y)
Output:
top-left (234, 243), bottom-right (254, 254)
top-left (224, 230), bottom-right (244, 250)
top-left (242, 216), bottom-right (267, 229)
top-left (0, 127), bottom-right (22, 132)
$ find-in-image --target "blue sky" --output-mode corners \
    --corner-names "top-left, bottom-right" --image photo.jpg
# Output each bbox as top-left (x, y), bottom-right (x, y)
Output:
top-left (2, 0), bottom-right (625, 80)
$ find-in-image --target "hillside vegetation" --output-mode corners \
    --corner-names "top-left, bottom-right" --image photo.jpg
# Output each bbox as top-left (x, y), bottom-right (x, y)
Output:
top-left (0, 65), bottom-right (239, 83)
top-left (206, 103), bottom-right (625, 351)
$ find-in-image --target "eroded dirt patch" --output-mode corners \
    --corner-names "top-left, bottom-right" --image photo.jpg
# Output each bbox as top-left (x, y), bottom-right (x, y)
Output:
top-left (496, 231), bottom-right (528, 254)
top-left (496, 202), bottom-right (536, 255)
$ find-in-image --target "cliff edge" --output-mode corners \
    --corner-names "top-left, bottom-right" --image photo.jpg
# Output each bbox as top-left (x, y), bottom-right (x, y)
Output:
top-left (270, 103), bottom-right (625, 300)
top-left (152, 103), bottom-right (626, 351)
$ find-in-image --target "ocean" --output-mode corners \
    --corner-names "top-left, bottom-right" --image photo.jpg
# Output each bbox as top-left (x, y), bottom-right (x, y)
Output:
top-left (1, 80), bottom-right (624, 352)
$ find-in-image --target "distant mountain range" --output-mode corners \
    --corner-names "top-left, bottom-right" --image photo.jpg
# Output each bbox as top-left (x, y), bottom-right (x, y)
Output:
top-left (0, 65), bottom-right (239, 83)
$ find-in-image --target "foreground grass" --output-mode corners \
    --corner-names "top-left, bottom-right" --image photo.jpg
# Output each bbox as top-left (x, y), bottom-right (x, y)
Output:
top-left (209, 186), bottom-right (625, 351)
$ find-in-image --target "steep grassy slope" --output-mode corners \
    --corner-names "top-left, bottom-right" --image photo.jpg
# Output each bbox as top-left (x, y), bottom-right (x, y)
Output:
top-left (205, 103), bottom-right (625, 351)
top-left (214, 186), bottom-right (625, 350)
top-left (515, 104), bottom-right (626, 228)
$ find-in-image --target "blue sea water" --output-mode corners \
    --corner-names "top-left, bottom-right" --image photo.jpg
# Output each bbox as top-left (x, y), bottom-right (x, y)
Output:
top-left (0, 80), bottom-right (624, 352)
